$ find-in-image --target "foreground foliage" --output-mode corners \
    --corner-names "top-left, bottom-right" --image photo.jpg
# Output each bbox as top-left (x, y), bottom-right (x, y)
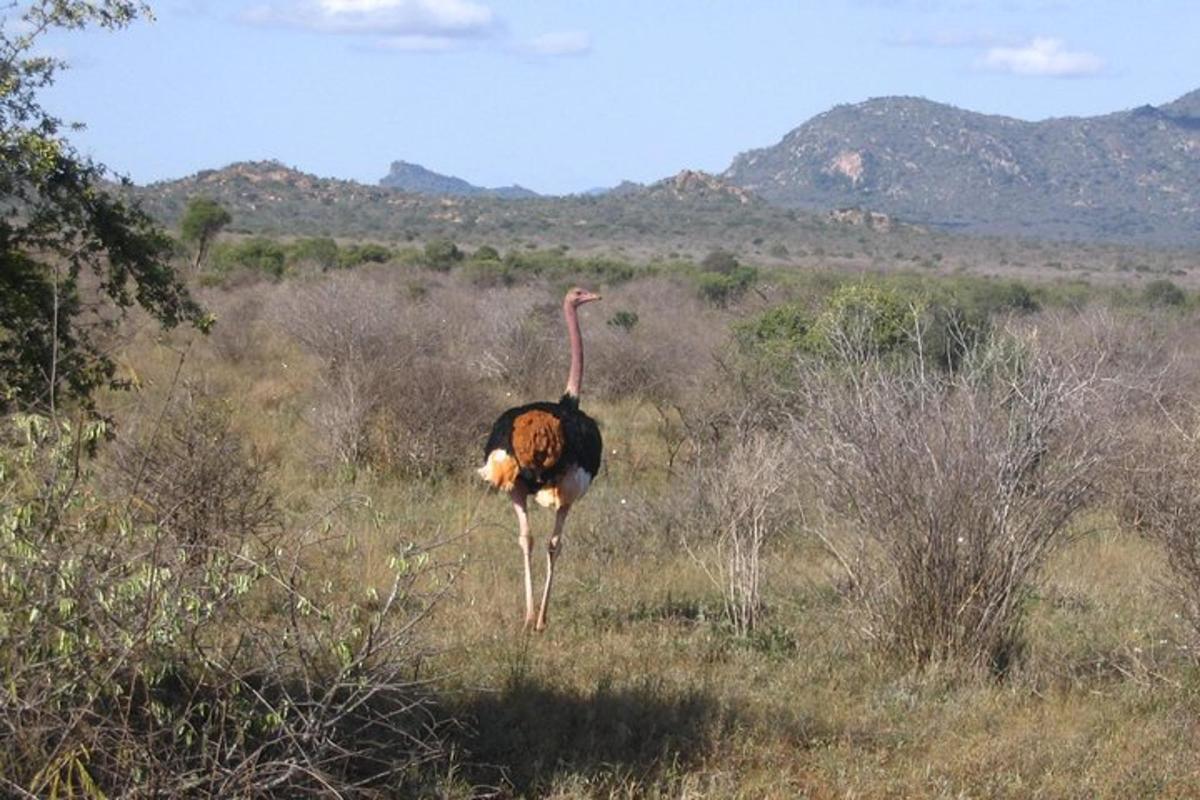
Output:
top-left (0, 409), bottom-right (446, 796)
top-left (0, 0), bottom-right (208, 412)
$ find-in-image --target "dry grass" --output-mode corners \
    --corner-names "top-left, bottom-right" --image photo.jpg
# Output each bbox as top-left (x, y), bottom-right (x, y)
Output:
top-left (10, 267), bottom-right (1200, 798)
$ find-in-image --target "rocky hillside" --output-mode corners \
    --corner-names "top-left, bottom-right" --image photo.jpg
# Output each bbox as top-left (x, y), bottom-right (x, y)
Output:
top-left (379, 160), bottom-right (538, 199)
top-left (642, 170), bottom-right (756, 204)
top-left (723, 90), bottom-right (1200, 244)
top-left (127, 160), bottom-right (1199, 284)
top-left (130, 160), bottom-right (816, 249)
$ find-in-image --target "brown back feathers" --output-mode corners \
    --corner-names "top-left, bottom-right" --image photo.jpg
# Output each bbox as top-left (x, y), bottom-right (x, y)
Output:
top-left (511, 410), bottom-right (565, 472)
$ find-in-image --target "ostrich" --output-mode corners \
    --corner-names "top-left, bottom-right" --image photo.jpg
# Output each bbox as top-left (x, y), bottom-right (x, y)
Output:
top-left (478, 287), bottom-right (603, 631)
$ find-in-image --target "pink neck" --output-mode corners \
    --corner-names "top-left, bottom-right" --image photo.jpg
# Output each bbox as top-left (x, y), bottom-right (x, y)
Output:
top-left (564, 299), bottom-right (584, 398)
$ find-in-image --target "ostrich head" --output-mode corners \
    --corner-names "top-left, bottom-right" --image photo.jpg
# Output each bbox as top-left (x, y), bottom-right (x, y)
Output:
top-left (564, 287), bottom-right (602, 308)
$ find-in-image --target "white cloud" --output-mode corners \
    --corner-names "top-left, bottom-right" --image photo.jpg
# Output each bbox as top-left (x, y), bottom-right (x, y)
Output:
top-left (978, 37), bottom-right (1104, 77)
top-left (242, 0), bottom-right (495, 40)
top-left (520, 30), bottom-right (591, 57)
top-left (241, 0), bottom-right (594, 59)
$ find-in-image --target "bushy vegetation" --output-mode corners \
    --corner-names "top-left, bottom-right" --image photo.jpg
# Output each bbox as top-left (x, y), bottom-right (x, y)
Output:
top-left (8, 227), bottom-right (1200, 795)
top-left (0, 408), bottom-right (446, 796)
top-left (0, 0), bottom-right (208, 413)
top-left (211, 236), bottom-right (288, 277)
top-left (289, 235), bottom-right (340, 269)
top-left (20, 2), bottom-right (1200, 794)
top-left (795, 333), bottom-right (1122, 670)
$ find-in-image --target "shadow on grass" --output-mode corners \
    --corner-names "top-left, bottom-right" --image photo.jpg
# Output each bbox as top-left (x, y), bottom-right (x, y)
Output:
top-left (444, 674), bottom-right (735, 796)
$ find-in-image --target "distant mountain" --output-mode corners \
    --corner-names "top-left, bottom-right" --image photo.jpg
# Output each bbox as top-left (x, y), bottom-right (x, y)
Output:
top-left (129, 160), bottom-right (1198, 284)
top-left (723, 90), bottom-right (1200, 244)
top-left (133, 159), bottom-right (927, 261)
top-left (379, 160), bottom-right (538, 199)
top-left (129, 160), bottom-right (798, 244)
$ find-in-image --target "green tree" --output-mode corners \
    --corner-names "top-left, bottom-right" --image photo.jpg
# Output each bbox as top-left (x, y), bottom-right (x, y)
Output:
top-left (290, 236), bottom-right (339, 269)
top-left (212, 237), bottom-right (287, 278)
top-left (0, 0), bottom-right (207, 412)
top-left (808, 283), bottom-right (914, 358)
top-left (423, 238), bottom-right (463, 271)
top-left (695, 265), bottom-right (757, 307)
top-left (700, 248), bottom-right (740, 274)
top-left (179, 196), bottom-right (231, 272)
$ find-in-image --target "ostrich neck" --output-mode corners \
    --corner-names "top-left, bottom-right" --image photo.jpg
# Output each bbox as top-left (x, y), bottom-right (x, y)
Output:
top-left (564, 301), bottom-right (584, 398)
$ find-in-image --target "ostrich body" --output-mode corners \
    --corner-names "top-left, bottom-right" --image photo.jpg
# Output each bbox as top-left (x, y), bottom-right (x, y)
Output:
top-left (478, 287), bottom-right (602, 631)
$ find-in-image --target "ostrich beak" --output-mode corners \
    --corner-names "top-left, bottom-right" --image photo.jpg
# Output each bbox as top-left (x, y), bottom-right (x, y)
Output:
top-left (579, 290), bottom-right (602, 304)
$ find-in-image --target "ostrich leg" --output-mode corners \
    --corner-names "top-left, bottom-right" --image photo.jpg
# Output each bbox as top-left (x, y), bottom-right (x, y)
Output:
top-left (535, 505), bottom-right (570, 632)
top-left (511, 487), bottom-right (535, 629)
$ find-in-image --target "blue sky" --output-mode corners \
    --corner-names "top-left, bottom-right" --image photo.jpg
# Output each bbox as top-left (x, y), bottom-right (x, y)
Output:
top-left (31, 0), bottom-right (1200, 194)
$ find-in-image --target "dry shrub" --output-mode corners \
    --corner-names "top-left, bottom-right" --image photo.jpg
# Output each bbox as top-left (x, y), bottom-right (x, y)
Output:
top-left (368, 357), bottom-right (492, 477)
top-left (1107, 317), bottom-right (1200, 650)
top-left (679, 415), bottom-right (797, 635)
top-left (796, 326), bottom-right (1126, 671)
top-left (0, 412), bottom-right (447, 797)
top-left (457, 283), bottom-right (549, 378)
top-left (473, 291), bottom-right (567, 400)
top-left (205, 290), bottom-right (267, 364)
top-left (273, 272), bottom-right (490, 476)
top-left (1123, 429), bottom-right (1200, 652)
top-left (586, 278), bottom-right (727, 404)
top-left (449, 276), bottom-right (727, 406)
top-left (1043, 309), bottom-right (1200, 532)
top-left (110, 386), bottom-right (280, 551)
top-left (1122, 422), bottom-right (1200, 649)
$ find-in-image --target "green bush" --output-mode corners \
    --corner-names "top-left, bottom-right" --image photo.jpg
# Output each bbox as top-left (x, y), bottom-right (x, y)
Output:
top-left (807, 283), bottom-right (914, 358)
top-left (973, 280), bottom-right (1039, 315)
top-left (212, 237), bottom-right (288, 278)
top-left (607, 309), bottom-right (640, 332)
top-left (739, 281), bottom-right (994, 374)
top-left (338, 242), bottom-right (393, 268)
top-left (289, 236), bottom-right (339, 269)
top-left (471, 244), bottom-right (501, 261)
top-left (701, 248), bottom-right (740, 274)
top-left (695, 265), bottom-right (757, 307)
top-left (499, 250), bottom-right (638, 285)
top-left (735, 302), bottom-right (811, 364)
top-left (424, 239), bottom-right (463, 271)
top-left (1142, 278), bottom-right (1187, 308)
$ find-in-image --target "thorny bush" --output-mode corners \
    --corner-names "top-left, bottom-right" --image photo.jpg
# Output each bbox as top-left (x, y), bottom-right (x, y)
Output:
top-left (0, 413), bottom-right (448, 797)
top-left (794, 322), bottom-right (1131, 672)
top-left (682, 422), bottom-right (797, 636)
top-left (274, 273), bottom-right (491, 477)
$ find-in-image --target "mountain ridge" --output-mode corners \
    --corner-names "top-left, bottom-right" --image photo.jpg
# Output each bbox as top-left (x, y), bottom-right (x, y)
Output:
top-left (130, 88), bottom-right (1200, 246)
top-left (721, 89), bottom-right (1200, 243)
